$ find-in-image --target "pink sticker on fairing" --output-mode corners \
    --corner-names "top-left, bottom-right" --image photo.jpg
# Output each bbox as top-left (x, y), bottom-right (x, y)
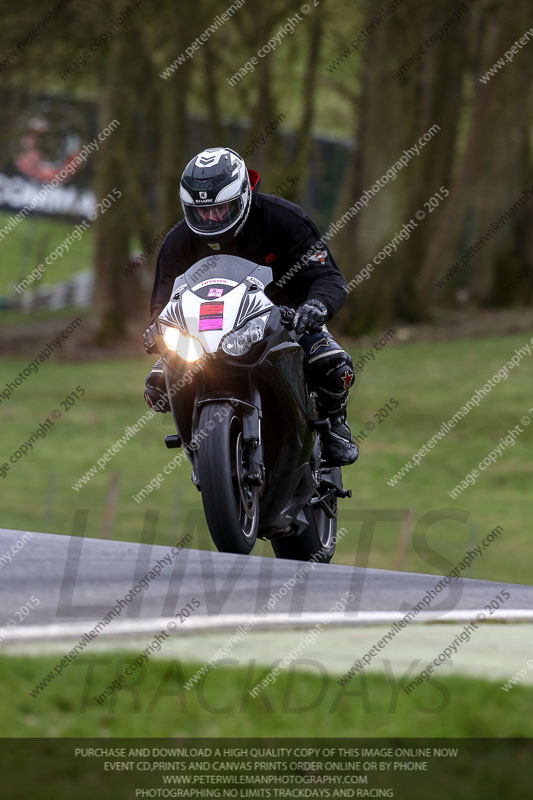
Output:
top-left (199, 317), bottom-right (224, 331)
top-left (208, 287), bottom-right (224, 298)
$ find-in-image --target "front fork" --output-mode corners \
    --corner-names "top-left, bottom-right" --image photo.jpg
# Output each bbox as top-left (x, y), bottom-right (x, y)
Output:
top-left (189, 386), bottom-right (265, 489)
top-left (241, 386), bottom-right (264, 487)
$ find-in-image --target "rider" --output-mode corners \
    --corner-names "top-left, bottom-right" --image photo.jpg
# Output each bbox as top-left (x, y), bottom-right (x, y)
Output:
top-left (143, 147), bottom-right (358, 467)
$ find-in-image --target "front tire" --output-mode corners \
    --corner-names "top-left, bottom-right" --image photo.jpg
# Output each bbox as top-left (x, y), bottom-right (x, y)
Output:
top-left (197, 402), bottom-right (259, 554)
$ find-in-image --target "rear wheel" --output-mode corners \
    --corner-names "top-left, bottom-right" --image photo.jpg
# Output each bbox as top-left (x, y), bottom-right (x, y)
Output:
top-left (197, 402), bottom-right (259, 554)
top-left (271, 497), bottom-right (337, 563)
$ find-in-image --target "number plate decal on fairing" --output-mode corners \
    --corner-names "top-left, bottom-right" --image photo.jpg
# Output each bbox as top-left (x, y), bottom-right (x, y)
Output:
top-left (199, 301), bottom-right (224, 331)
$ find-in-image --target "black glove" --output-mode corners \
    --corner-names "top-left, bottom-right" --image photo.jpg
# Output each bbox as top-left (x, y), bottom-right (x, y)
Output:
top-left (291, 299), bottom-right (328, 335)
top-left (279, 305), bottom-right (295, 325)
top-left (143, 323), bottom-right (159, 354)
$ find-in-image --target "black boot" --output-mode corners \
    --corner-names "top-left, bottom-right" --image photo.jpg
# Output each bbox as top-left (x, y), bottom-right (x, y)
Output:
top-left (320, 412), bottom-right (359, 467)
top-left (144, 359), bottom-right (170, 413)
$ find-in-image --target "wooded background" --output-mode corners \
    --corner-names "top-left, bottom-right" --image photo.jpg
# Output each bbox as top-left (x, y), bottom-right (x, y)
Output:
top-left (0, 0), bottom-right (531, 340)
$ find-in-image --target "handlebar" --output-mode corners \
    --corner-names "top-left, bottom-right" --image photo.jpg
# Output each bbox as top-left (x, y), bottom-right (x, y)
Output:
top-left (279, 306), bottom-right (296, 328)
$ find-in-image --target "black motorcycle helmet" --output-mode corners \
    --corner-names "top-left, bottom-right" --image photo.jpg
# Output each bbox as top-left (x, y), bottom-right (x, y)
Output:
top-left (179, 147), bottom-right (252, 250)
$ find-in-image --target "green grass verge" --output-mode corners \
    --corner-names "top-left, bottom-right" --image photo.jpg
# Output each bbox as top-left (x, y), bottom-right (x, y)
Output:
top-left (2, 652), bottom-right (532, 797)
top-left (0, 211), bottom-right (94, 296)
top-left (0, 328), bottom-right (533, 583)
top-left (3, 652), bottom-right (533, 738)
top-left (0, 330), bottom-right (532, 582)
top-left (0, 305), bottom-right (90, 327)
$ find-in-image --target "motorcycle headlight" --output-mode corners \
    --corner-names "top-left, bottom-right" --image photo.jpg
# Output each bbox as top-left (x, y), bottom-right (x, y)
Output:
top-left (159, 322), bottom-right (205, 362)
top-left (221, 313), bottom-right (270, 357)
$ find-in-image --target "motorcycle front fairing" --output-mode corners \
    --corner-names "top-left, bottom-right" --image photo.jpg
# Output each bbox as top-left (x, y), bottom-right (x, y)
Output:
top-left (158, 256), bottom-right (276, 448)
top-left (157, 255), bottom-right (319, 533)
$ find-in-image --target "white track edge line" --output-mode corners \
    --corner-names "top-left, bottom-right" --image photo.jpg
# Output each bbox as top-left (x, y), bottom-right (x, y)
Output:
top-left (1, 609), bottom-right (533, 643)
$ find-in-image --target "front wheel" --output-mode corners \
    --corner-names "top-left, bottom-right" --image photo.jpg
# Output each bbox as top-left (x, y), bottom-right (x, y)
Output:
top-left (271, 499), bottom-right (337, 563)
top-left (197, 402), bottom-right (259, 554)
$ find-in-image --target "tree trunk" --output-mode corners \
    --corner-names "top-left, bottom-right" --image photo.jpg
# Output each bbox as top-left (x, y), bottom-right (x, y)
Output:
top-left (416, 0), bottom-right (532, 304)
top-left (93, 12), bottom-right (136, 345)
top-left (337, 0), bottom-right (468, 333)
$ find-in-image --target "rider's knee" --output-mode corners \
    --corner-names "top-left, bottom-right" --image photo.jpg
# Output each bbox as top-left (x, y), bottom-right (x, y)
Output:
top-left (323, 355), bottom-right (355, 394)
top-left (308, 347), bottom-right (355, 394)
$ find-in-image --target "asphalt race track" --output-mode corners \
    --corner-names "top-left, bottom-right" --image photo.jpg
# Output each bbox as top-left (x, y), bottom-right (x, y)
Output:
top-left (2, 528), bottom-right (533, 630)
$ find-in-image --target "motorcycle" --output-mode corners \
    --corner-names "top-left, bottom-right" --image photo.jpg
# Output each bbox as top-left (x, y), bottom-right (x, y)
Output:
top-left (155, 254), bottom-right (352, 562)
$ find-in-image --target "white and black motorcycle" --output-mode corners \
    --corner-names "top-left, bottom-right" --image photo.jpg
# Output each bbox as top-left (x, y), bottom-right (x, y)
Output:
top-left (156, 254), bottom-right (352, 562)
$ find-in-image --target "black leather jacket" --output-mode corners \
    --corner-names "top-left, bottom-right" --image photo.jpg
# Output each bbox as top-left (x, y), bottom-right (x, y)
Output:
top-left (150, 170), bottom-right (348, 323)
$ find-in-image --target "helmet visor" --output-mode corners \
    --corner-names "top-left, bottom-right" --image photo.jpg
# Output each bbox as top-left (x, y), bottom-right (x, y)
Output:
top-left (183, 198), bottom-right (243, 235)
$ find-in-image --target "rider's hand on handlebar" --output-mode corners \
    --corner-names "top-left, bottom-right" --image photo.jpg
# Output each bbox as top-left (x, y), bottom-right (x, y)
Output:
top-left (291, 299), bottom-right (328, 335)
top-left (279, 306), bottom-right (295, 326)
top-left (143, 323), bottom-right (159, 354)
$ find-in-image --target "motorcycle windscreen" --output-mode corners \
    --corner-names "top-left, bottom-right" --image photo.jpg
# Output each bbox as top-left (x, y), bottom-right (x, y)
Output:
top-left (183, 255), bottom-right (273, 292)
